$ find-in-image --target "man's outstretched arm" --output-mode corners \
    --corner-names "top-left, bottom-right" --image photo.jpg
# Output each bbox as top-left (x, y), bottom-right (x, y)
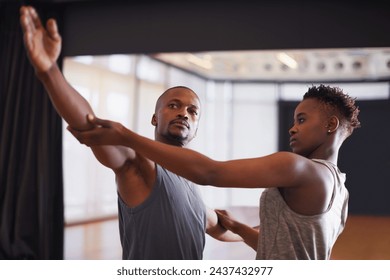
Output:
top-left (20, 5), bottom-right (95, 130)
top-left (20, 6), bottom-right (134, 169)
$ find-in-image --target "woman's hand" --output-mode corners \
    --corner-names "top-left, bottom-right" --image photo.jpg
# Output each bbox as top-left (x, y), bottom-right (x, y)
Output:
top-left (67, 114), bottom-right (128, 147)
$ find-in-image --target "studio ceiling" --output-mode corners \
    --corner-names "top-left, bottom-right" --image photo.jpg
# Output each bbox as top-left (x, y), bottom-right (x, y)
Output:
top-left (153, 48), bottom-right (390, 82)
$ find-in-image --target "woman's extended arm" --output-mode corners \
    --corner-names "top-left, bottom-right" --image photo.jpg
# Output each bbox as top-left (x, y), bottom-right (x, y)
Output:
top-left (69, 115), bottom-right (308, 189)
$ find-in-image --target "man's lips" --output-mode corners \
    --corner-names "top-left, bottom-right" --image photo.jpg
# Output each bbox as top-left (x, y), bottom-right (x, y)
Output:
top-left (170, 120), bottom-right (189, 129)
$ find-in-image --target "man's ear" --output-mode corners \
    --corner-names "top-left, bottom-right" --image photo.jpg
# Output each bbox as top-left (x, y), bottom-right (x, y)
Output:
top-left (151, 114), bottom-right (157, 126)
top-left (327, 115), bottom-right (340, 133)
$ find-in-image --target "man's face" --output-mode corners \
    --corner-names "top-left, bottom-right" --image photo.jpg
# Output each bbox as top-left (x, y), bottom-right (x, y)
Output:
top-left (289, 98), bottom-right (329, 157)
top-left (152, 88), bottom-right (201, 146)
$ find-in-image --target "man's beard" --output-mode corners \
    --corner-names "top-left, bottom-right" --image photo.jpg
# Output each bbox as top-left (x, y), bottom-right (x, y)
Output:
top-left (165, 129), bottom-right (192, 146)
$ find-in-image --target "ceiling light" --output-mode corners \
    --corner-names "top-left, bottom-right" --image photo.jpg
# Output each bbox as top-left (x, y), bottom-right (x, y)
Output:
top-left (264, 63), bottom-right (272, 71)
top-left (335, 62), bottom-right (344, 70)
top-left (317, 62), bottom-right (326, 71)
top-left (276, 52), bottom-right (298, 69)
top-left (186, 53), bottom-right (213, 70)
top-left (280, 64), bottom-right (289, 71)
top-left (352, 61), bottom-right (362, 70)
top-left (73, 55), bottom-right (93, 65)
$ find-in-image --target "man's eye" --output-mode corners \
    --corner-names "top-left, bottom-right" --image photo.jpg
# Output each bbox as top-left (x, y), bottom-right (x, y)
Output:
top-left (298, 118), bottom-right (305, 123)
top-left (169, 104), bottom-right (178, 108)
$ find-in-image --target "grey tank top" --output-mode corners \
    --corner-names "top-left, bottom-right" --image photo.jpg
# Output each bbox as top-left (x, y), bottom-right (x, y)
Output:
top-left (118, 164), bottom-right (206, 260)
top-left (256, 159), bottom-right (349, 260)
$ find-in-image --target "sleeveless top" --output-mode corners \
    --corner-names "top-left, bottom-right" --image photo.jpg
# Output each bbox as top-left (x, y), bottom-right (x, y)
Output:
top-left (256, 159), bottom-right (349, 260)
top-left (117, 164), bottom-right (206, 260)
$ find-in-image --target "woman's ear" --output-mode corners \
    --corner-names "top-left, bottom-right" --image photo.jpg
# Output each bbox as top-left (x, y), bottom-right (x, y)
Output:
top-left (151, 114), bottom-right (157, 126)
top-left (327, 115), bottom-right (340, 133)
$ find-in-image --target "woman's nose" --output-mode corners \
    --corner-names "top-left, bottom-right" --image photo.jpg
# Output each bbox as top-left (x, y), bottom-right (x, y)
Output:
top-left (289, 125), bottom-right (297, 135)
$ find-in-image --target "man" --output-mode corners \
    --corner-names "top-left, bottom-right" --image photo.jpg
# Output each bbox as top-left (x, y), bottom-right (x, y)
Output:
top-left (20, 5), bottom-right (240, 260)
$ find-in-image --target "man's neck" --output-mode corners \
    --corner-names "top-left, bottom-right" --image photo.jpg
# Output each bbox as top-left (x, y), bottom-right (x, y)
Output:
top-left (155, 135), bottom-right (187, 148)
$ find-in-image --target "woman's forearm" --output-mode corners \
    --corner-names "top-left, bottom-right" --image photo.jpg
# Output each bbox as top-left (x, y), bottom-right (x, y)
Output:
top-left (233, 223), bottom-right (259, 251)
top-left (123, 127), bottom-right (219, 186)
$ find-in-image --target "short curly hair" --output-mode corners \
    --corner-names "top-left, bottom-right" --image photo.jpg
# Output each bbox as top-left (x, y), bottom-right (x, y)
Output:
top-left (303, 84), bottom-right (361, 136)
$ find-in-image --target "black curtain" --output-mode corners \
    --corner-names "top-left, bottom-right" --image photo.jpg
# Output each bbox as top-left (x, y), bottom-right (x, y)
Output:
top-left (0, 2), bottom-right (64, 259)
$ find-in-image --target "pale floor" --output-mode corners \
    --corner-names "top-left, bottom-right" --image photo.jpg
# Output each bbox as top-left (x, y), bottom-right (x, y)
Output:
top-left (64, 207), bottom-right (390, 260)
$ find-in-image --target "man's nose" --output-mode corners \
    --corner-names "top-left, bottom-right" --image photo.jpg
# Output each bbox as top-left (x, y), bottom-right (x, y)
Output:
top-left (178, 108), bottom-right (189, 119)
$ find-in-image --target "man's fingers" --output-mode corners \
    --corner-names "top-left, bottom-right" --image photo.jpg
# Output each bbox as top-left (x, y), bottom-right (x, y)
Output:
top-left (46, 19), bottom-right (61, 41)
top-left (20, 15), bottom-right (34, 52)
top-left (20, 6), bottom-right (41, 52)
top-left (28, 6), bottom-right (43, 31)
top-left (20, 7), bottom-right (34, 35)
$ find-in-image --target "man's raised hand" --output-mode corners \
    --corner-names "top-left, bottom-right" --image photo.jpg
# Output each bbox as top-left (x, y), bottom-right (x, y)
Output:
top-left (20, 6), bottom-right (61, 73)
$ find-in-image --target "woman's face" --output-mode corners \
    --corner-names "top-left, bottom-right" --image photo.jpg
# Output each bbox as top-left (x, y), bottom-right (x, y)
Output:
top-left (289, 98), bottom-right (330, 157)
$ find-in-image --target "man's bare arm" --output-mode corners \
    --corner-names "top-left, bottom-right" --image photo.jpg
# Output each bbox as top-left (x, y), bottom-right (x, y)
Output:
top-left (20, 6), bottom-right (133, 169)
